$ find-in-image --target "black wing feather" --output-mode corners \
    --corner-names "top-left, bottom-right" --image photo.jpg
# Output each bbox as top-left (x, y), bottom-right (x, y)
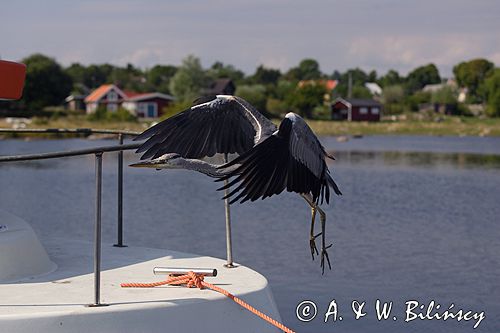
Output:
top-left (134, 97), bottom-right (259, 159)
top-left (217, 116), bottom-right (342, 204)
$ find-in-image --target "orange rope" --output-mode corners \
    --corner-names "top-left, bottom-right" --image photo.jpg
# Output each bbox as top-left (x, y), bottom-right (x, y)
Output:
top-left (121, 271), bottom-right (295, 333)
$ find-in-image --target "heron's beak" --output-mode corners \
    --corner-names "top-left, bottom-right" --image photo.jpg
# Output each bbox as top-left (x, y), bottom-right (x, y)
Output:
top-left (129, 160), bottom-right (166, 169)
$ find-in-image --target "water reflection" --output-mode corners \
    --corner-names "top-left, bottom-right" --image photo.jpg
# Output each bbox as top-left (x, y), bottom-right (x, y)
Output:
top-left (1, 138), bottom-right (500, 332)
top-left (330, 150), bottom-right (500, 170)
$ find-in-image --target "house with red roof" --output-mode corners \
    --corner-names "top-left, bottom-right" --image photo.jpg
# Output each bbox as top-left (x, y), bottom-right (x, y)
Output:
top-left (331, 97), bottom-right (382, 121)
top-left (84, 84), bottom-right (174, 118)
top-left (122, 92), bottom-right (174, 118)
top-left (84, 84), bottom-right (126, 113)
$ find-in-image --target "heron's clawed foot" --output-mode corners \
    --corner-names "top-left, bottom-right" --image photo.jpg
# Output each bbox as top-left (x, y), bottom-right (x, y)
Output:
top-left (320, 244), bottom-right (333, 274)
top-left (309, 232), bottom-right (321, 260)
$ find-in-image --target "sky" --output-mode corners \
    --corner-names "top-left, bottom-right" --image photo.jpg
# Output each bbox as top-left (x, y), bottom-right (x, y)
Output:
top-left (1, 0), bottom-right (499, 77)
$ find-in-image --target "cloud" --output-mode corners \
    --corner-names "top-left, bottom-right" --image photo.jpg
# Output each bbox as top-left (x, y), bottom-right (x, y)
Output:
top-left (347, 33), bottom-right (497, 76)
top-left (1, 0), bottom-right (499, 76)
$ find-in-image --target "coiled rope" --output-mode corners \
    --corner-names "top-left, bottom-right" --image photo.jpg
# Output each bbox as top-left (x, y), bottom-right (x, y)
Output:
top-left (121, 271), bottom-right (295, 333)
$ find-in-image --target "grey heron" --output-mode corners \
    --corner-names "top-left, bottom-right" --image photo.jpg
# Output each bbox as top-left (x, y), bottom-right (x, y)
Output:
top-left (131, 95), bottom-right (342, 273)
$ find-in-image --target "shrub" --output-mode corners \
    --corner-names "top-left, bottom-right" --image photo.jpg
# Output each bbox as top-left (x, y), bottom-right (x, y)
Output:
top-left (87, 106), bottom-right (137, 122)
top-left (161, 100), bottom-right (192, 120)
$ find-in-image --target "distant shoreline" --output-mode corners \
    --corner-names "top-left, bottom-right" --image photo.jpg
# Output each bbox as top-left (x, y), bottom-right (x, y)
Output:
top-left (1, 114), bottom-right (500, 139)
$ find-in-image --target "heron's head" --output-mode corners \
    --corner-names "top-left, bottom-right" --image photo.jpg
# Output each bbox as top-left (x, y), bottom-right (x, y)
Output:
top-left (129, 153), bottom-right (183, 170)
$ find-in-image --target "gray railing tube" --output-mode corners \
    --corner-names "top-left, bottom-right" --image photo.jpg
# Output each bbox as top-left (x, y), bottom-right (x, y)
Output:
top-left (114, 134), bottom-right (126, 247)
top-left (88, 152), bottom-right (107, 307)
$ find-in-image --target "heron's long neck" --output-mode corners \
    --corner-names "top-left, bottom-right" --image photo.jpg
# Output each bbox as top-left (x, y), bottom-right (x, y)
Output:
top-left (179, 158), bottom-right (240, 178)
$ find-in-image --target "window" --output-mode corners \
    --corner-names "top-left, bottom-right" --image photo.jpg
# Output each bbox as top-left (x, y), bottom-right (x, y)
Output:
top-left (371, 107), bottom-right (380, 115)
top-left (108, 91), bottom-right (118, 101)
top-left (359, 107), bottom-right (368, 114)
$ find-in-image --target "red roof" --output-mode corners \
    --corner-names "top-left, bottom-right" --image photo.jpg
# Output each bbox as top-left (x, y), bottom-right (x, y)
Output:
top-left (85, 85), bottom-right (173, 104)
top-left (123, 91), bottom-right (147, 98)
top-left (325, 80), bottom-right (337, 91)
top-left (84, 84), bottom-right (113, 103)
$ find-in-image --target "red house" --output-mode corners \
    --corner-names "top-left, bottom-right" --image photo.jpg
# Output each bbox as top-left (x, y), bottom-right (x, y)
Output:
top-left (331, 98), bottom-right (382, 121)
top-left (122, 92), bottom-right (174, 118)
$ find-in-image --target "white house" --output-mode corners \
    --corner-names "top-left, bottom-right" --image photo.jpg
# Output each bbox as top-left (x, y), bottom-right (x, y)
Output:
top-left (364, 82), bottom-right (382, 96)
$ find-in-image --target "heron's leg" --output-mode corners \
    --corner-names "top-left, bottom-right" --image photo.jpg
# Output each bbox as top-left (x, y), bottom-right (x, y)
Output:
top-left (310, 206), bottom-right (319, 258)
top-left (300, 194), bottom-right (321, 260)
top-left (319, 207), bottom-right (332, 274)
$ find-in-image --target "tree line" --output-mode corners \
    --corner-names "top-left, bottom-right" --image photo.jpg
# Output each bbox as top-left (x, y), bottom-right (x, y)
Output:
top-left (2, 53), bottom-right (499, 118)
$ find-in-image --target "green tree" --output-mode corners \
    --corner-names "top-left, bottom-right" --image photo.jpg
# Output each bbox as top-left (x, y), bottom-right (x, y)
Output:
top-left (275, 79), bottom-right (295, 101)
top-left (405, 63), bottom-right (441, 94)
top-left (453, 58), bottom-right (494, 103)
top-left (65, 63), bottom-right (86, 86)
top-left (483, 68), bottom-right (500, 117)
top-left (334, 68), bottom-right (368, 97)
top-left (21, 53), bottom-right (72, 111)
top-left (109, 63), bottom-right (146, 92)
top-left (382, 85), bottom-right (405, 104)
top-left (235, 84), bottom-right (267, 112)
top-left (266, 98), bottom-right (287, 117)
top-left (331, 70), bottom-right (341, 80)
top-left (251, 65), bottom-right (281, 85)
top-left (146, 65), bottom-right (177, 94)
top-left (405, 91), bottom-right (431, 111)
top-left (367, 70), bottom-right (377, 82)
top-left (351, 85), bottom-right (372, 99)
top-left (285, 58), bottom-right (322, 81)
top-left (382, 85), bottom-right (406, 115)
top-left (431, 86), bottom-right (456, 105)
top-left (342, 68), bottom-right (368, 85)
top-left (286, 82), bottom-right (327, 118)
top-left (208, 61), bottom-right (245, 83)
top-left (378, 69), bottom-right (402, 87)
top-left (169, 55), bottom-right (210, 102)
top-left (69, 64), bottom-right (113, 89)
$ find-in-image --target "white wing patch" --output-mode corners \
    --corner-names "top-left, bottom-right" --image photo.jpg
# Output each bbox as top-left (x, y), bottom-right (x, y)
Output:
top-left (191, 100), bottom-right (214, 110)
top-left (189, 95), bottom-right (265, 145)
top-left (234, 97), bottom-right (263, 143)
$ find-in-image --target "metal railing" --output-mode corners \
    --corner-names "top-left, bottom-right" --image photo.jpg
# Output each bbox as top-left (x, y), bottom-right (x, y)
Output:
top-left (0, 128), bottom-right (141, 306)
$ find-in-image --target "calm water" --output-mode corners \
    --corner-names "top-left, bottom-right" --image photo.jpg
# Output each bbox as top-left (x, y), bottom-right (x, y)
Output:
top-left (1, 136), bottom-right (499, 333)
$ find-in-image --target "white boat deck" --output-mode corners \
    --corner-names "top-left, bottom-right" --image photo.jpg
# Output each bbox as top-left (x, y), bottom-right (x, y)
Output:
top-left (0, 237), bottom-right (282, 332)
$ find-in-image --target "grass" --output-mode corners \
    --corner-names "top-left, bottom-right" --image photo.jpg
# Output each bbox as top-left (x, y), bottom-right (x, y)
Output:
top-left (1, 113), bottom-right (500, 139)
top-left (306, 114), bottom-right (500, 137)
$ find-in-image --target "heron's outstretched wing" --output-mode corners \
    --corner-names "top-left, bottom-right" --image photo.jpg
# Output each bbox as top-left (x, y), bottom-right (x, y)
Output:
top-left (134, 95), bottom-right (276, 160)
top-left (217, 112), bottom-right (341, 204)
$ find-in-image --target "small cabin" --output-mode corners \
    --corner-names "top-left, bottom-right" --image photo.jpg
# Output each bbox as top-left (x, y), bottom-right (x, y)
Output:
top-left (122, 93), bottom-right (174, 118)
top-left (64, 94), bottom-right (87, 112)
top-left (205, 78), bottom-right (236, 95)
top-left (331, 98), bottom-right (382, 121)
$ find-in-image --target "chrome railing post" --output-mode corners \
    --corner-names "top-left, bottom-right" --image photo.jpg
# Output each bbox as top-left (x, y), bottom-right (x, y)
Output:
top-left (223, 153), bottom-right (235, 268)
top-left (114, 134), bottom-right (126, 247)
top-left (88, 152), bottom-right (107, 307)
